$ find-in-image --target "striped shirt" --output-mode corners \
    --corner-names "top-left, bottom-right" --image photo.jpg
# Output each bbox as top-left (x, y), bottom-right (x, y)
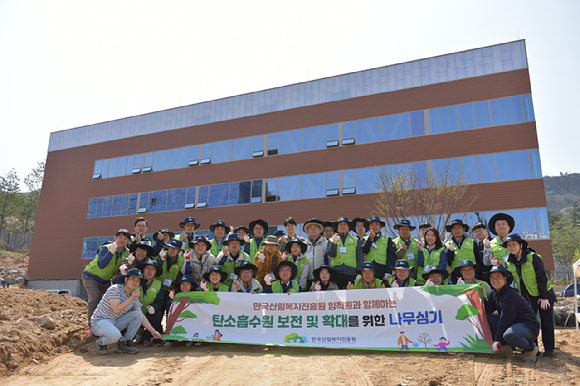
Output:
top-left (91, 284), bottom-right (142, 322)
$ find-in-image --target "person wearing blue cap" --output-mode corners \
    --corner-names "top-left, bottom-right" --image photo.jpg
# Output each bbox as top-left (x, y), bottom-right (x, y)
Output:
top-left (385, 260), bottom-right (417, 288)
top-left (392, 219), bottom-right (420, 277)
top-left (91, 268), bottom-right (163, 355)
top-left (181, 235), bottom-right (216, 286)
top-left (209, 220), bottom-right (229, 257)
top-left (362, 216), bottom-right (397, 280)
top-left (503, 233), bottom-right (556, 357)
top-left (178, 217), bottom-right (201, 247)
top-left (346, 262), bottom-right (385, 289)
top-left (484, 265), bottom-right (540, 362)
top-left (215, 233), bottom-right (252, 288)
top-left (445, 219), bottom-right (483, 282)
top-left (231, 261), bottom-right (262, 293)
top-left (327, 217), bottom-right (364, 289)
top-left (136, 259), bottom-right (164, 346)
top-left (453, 260), bottom-right (490, 300)
top-left (152, 228), bottom-right (175, 257)
top-left (156, 238), bottom-right (186, 317)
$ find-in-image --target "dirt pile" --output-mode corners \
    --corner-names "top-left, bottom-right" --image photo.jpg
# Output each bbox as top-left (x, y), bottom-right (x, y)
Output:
top-left (0, 288), bottom-right (90, 376)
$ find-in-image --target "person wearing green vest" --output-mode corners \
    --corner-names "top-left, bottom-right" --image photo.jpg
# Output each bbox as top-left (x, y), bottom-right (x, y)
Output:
top-left (385, 259), bottom-right (417, 288)
top-left (503, 233), bottom-right (556, 357)
top-left (421, 265), bottom-right (448, 286)
top-left (328, 217), bottom-right (364, 289)
top-left (487, 213), bottom-right (515, 266)
top-left (166, 275), bottom-right (200, 347)
top-left (346, 261), bottom-right (385, 289)
top-left (284, 239), bottom-right (309, 289)
top-left (216, 233), bottom-right (252, 288)
top-left (362, 217), bottom-right (396, 280)
top-left (244, 219), bottom-right (268, 257)
top-left (453, 260), bottom-right (490, 300)
top-left (392, 219), bottom-right (420, 278)
top-left (115, 240), bottom-right (155, 284)
top-left (136, 259), bottom-right (164, 346)
top-left (200, 266), bottom-right (229, 292)
top-left (416, 227), bottom-right (448, 285)
top-left (82, 229), bottom-right (131, 326)
top-left (157, 238), bottom-right (186, 317)
top-left (177, 217), bottom-right (201, 250)
top-left (445, 219), bottom-right (483, 283)
top-left (209, 220), bottom-right (229, 257)
top-left (152, 228), bottom-right (175, 257)
top-left (309, 265), bottom-right (340, 291)
top-left (231, 261), bottom-right (262, 293)
top-left (129, 217), bottom-right (152, 250)
top-left (264, 260), bottom-right (301, 293)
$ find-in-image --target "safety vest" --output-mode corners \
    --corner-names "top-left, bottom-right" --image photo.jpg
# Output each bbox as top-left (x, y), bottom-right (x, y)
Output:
top-left (363, 234), bottom-right (390, 265)
top-left (159, 254), bottom-right (185, 290)
top-left (85, 244), bottom-right (129, 281)
top-left (387, 276), bottom-right (416, 287)
top-left (354, 278), bottom-right (384, 289)
top-left (330, 235), bottom-right (358, 268)
top-left (417, 246), bottom-right (445, 285)
top-left (208, 282), bottom-right (230, 292)
top-left (290, 255), bottom-right (309, 282)
top-left (446, 238), bottom-right (475, 272)
top-left (131, 234), bottom-right (152, 246)
top-left (139, 278), bottom-right (162, 314)
top-left (271, 280), bottom-right (300, 293)
top-left (210, 238), bottom-right (227, 258)
top-left (490, 237), bottom-right (509, 265)
top-left (506, 253), bottom-right (552, 297)
top-left (393, 237), bottom-right (419, 270)
top-left (249, 238), bottom-right (265, 258)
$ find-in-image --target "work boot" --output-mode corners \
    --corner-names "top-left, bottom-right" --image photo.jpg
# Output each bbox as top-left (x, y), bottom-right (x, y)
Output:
top-left (97, 342), bottom-right (108, 356)
top-left (496, 345), bottom-right (514, 358)
top-left (521, 345), bottom-right (539, 362)
top-left (143, 338), bottom-right (152, 347)
top-left (116, 340), bottom-right (139, 354)
top-left (543, 350), bottom-right (555, 357)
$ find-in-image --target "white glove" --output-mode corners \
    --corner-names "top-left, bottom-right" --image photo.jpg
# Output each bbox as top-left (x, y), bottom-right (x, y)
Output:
top-left (159, 250), bottom-right (166, 261)
top-left (146, 306), bottom-right (155, 315)
top-left (491, 257), bottom-right (500, 266)
top-left (231, 274), bottom-right (238, 281)
top-left (109, 242), bottom-right (118, 253)
top-left (492, 342), bottom-right (501, 353)
top-left (127, 253), bottom-right (135, 264)
top-left (119, 264), bottom-right (128, 276)
top-left (391, 280), bottom-right (399, 288)
top-left (331, 233), bottom-right (340, 244)
top-left (447, 244), bottom-right (456, 252)
top-left (169, 289), bottom-right (175, 300)
top-left (425, 279), bottom-right (435, 286)
top-left (418, 240), bottom-right (425, 248)
top-left (281, 252), bottom-right (288, 261)
top-left (355, 274), bottom-right (362, 281)
top-left (383, 273), bottom-right (392, 281)
top-left (264, 273), bottom-right (274, 286)
top-left (538, 299), bottom-right (550, 310)
top-left (184, 250), bottom-right (191, 262)
top-left (200, 280), bottom-right (209, 292)
top-left (314, 281), bottom-right (321, 291)
top-left (243, 235), bottom-right (250, 243)
top-left (456, 278), bottom-right (465, 285)
top-left (257, 252), bottom-right (266, 263)
top-left (483, 237), bottom-right (491, 248)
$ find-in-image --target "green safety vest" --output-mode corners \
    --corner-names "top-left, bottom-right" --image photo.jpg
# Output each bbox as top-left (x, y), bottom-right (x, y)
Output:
top-left (363, 234), bottom-right (390, 265)
top-left (249, 238), bottom-right (265, 258)
top-left (289, 255), bottom-right (309, 283)
top-left (159, 254), bottom-right (185, 290)
top-left (131, 235), bottom-right (152, 246)
top-left (417, 247), bottom-right (446, 285)
top-left (330, 235), bottom-right (358, 268)
top-left (139, 278), bottom-right (162, 314)
top-left (446, 238), bottom-right (475, 272)
top-left (506, 252), bottom-right (552, 297)
top-left (393, 237), bottom-right (419, 270)
top-left (354, 278), bottom-right (384, 289)
top-left (85, 244), bottom-right (129, 281)
top-left (208, 282), bottom-right (230, 292)
top-left (210, 238), bottom-right (227, 258)
top-left (387, 276), bottom-right (416, 287)
top-left (490, 237), bottom-right (509, 265)
top-left (271, 280), bottom-right (300, 293)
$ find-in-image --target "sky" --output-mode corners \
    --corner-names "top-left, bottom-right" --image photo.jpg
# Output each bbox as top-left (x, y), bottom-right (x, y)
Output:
top-left (1, 1), bottom-right (579, 189)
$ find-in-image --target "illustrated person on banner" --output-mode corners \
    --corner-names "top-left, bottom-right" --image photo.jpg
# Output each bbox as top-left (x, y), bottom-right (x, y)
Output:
top-left (398, 331), bottom-right (413, 351)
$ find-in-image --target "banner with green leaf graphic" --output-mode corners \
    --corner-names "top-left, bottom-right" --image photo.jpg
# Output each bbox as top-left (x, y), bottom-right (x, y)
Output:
top-left (163, 285), bottom-right (493, 352)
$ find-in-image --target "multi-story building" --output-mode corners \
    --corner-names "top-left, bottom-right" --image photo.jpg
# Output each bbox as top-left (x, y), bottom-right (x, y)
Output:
top-left (28, 40), bottom-right (552, 295)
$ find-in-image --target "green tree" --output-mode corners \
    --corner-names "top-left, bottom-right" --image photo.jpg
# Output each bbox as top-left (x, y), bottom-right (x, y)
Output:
top-left (17, 161), bottom-right (45, 246)
top-left (0, 169), bottom-right (21, 235)
top-left (548, 210), bottom-right (580, 282)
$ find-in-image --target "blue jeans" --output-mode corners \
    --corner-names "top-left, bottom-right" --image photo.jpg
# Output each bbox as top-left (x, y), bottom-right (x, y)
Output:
top-left (503, 323), bottom-right (537, 351)
top-left (92, 311), bottom-right (143, 346)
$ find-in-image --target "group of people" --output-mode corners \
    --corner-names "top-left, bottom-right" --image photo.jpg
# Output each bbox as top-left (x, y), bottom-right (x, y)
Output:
top-left (81, 213), bottom-right (556, 361)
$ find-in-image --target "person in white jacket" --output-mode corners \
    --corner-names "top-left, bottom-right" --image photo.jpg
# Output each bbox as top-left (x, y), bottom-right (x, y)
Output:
top-left (181, 235), bottom-right (216, 286)
top-left (231, 261), bottom-right (262, 293)
top-left (303, 218), bottom-right (328, 289)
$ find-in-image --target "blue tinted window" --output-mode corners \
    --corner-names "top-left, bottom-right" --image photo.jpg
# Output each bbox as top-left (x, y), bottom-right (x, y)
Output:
top-left (462, 156), bottom-right (479, 184)
top-left (144, 153), bottom-right (154, 168)
top-left (277, 176), bottom-right (301, 201)
top-left (186, 188), bottom-right (196, 204)
top-left (198, 186), bottom-right (208, 203)
top-left (251, 180), bottom-right (262, 200)
top-left (254, 135), bottom-right (264, 152)
top-left (414, 162), bottom-right (428, 188)
top-left (458, 103), bottom-right (475, 130)
top-left (268, 133), bottom-right (279, 151)
top-left (167, 188), bottom-right (186, 211)
top-left (279, 129), bottom-right (302, 155)
top-left (128, 194), bottom-right (137, 214)
top-left (302, 173), bottom-right (326, 199)
top-left (116, 157), bottom-right (127, 176)
top-left (232, 137), bottom-right (253, 161)
top-left (201, 144), bottom-right (212, 160)
top-left (410, 111), bottom-right (425, 136)
top-left (212, 140), bottom-right (232, 164)
top-left (93, 160), bottom-right (103, 176)
top-left (342, 121), bottom-right (355, 140)
top-left (429, 106), bottom-right (458, 134)
top-left (383, 113), bottom-right (410, 140)
top-left (343, 169), bottom-right (356, 188)
top-left (490, 96), bottom-right (523, 126)
top-left (231, 181), bottom-right (251, 204)
top-left (95, 198), bottom-right (104, 217)
top-left (139, 193), bottom-right (149, 210)
top-left (111, 195), bottom-right (122, 216)
top-left (327, 124), bottom-right (339, 141)
top-left (102, 196), bottom-right (113, 217)
top-left (88, 198), bottom-right (97, 218)
top-left (478, 154), bottom-right (496, 183)
top-left (121, 195), bottom-right (130, 215)
top-left (266, 179), bottom-right (277, 198)
top-left (209, 184), bottom-right (229, 207)
top-left (474, 101), bottom-right (491, 128)
top-left (356, 167), bottom-right (381, 194)
top-left (536, 208), bottom-right (550, 239)
top-left (356, 117), bottom-right (382, 144)
top-left (496, 150), bottom-right (530, 181)
top-left (189, 145), bottom-right (200, 161)
top-left (126, 155), bottom-right (135, 174)
top-left (171, 147), bottom-right (190, 169)
top-left (302, 126), bottom-right (326, 151)
top-left (229, 182), bottom-right (240, 205)
top-left (149, 191), bottom-right (167, 213)
top-left (133, 154), bottom-right (143, 169)
top-left (153, 150), bottom-right (171, 171)
top-left (327, 171), bottom-right (339, 189)
top-left (522, 94), bottom-right (535, 122)
top-left (529, 149), bottom-right (542, 178)
top-left (510, 208), bottom-right (537, 238)
top-left (108, 158), bottom-right (118, 178)
top-left (83, 237), bottom-right (99, 259)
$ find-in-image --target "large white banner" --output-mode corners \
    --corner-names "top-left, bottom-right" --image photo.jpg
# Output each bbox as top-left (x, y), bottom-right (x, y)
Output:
top-left (164, 284), bottom-right (493, 353)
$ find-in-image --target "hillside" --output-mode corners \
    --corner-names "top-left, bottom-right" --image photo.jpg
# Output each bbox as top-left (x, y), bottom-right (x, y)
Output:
top-left (544, 173), bottom-right (580, 213)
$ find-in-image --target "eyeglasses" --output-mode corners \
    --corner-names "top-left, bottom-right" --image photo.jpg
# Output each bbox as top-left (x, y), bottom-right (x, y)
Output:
top-left (489, 276), bottom-right (505, 281)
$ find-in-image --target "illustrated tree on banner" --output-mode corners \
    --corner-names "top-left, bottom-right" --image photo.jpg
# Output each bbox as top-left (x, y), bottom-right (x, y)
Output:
top-left (417, 332), bottom-right (432, 351)
top-left (165, 292), bottom-right (220, 334)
